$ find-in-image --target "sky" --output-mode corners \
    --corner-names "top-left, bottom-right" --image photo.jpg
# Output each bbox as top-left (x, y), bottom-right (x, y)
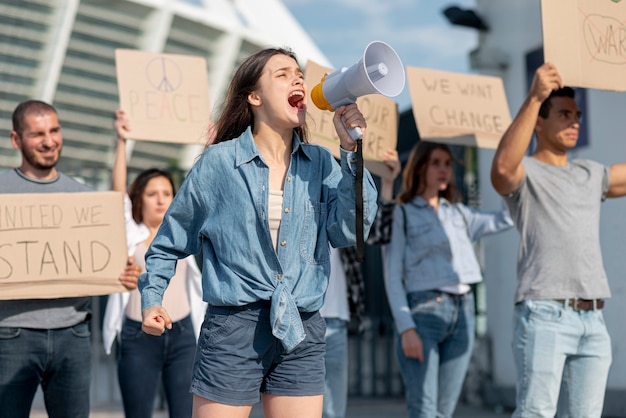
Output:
top-left (282, 0), bottom-right (478, 112)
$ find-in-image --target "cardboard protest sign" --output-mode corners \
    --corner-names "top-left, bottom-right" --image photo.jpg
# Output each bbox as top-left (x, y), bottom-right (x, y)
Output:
top-left (541, 0), bottom-right (626, 91)
top-left (304, 60), bottom-right (399, 180)
top-left (0, 192), bottom-right (128, 299)
top-left (406, 67), bottom-right (511, 148)
top-left (115, 49), bottom-right (211, 144)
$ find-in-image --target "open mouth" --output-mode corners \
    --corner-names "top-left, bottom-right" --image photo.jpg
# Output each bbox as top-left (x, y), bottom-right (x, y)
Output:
top-left (288, 90), bottom-right (305, 110)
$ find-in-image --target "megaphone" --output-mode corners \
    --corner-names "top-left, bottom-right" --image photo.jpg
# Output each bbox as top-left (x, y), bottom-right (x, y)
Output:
top-left (311, 40), bottom-right (405, 139)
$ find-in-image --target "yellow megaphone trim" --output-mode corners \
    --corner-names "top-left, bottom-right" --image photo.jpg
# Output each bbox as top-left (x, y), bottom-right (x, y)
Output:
top-left (311, 73), bottom-right (334, 111)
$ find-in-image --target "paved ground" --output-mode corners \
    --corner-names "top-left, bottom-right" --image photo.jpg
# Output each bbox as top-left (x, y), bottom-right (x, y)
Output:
top-left (32, 397), bottom-right (510, 417)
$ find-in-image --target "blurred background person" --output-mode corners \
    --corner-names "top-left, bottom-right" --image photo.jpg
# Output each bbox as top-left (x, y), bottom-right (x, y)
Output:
top-left (103, 110), bottom-right (206, 418)
top-left (0, 100), bottom-right (140, 418)
top-left (321, 148), bottom-right (401, 418)
top-left (384, 141), bottom-right (513, 418)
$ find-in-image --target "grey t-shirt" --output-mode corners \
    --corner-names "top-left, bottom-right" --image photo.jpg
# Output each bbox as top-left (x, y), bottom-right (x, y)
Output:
top-left (0, 168), bottom-right (93, 329)
top-left (504, 157), bottom-right (611, 302)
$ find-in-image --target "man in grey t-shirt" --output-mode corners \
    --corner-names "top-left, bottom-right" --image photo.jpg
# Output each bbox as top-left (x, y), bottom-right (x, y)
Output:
top-left (0, 100), bottom-right (141, 418)
top-left (491, 63), bottom-right (626, 417)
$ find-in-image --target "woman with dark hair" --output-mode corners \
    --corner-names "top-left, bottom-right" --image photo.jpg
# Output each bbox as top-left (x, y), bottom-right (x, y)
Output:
top-left (138, 47), bottom-right (378, 418)
top-left (384, 141), bottom-right (512, 418)
top-left (103, 110), bottom-right (206, 418)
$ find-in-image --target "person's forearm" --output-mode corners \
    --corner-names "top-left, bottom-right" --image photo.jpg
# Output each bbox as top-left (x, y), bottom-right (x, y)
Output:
top-left (111, 138), bottom-right (127, 193)
top-left (491, 95), bottom-right (542, 193)
top-left (380, 178), bottom-right (394, 201)
top-left (607, 163), bottom-right (626, 198)
top-left (495, 96), bottom-right (541, 172)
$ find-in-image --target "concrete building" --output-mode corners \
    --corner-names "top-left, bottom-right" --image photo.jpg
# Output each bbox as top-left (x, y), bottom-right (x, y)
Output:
top-left (0, 0), bottom-right (329, 181)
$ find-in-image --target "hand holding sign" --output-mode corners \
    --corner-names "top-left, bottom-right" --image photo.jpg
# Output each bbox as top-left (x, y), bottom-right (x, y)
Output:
top-left (541, 0), bottom-right (626, 91)
top-left (0, 192), bottom-right (128, 299)
top-left (529, 63), bottom-right (564, 103)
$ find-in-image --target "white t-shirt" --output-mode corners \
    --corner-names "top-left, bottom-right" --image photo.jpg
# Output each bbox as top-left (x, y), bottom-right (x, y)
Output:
top-left (320, 247), bottom-right (350, 321)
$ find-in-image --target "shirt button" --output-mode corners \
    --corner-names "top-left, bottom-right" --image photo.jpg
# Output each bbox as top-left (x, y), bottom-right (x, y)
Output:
top-left (287, 177), bottom-right (291, 182)
top-left (277, 274), bottom-right (283, 280)
top-left (281, 240), bottom-right (287, 246)
top-left (284, 208), bottom-right (290, 213)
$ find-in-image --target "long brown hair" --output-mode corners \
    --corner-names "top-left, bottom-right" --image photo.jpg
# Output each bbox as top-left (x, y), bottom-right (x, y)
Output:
top-left (397, 141), bottom-right (461, 204)
top-left (209, 47), bottom-right (309, 146)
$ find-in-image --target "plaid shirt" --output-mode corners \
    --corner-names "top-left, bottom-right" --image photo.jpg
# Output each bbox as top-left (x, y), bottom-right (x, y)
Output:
top-left (338, 246), bottom-right (364, 326)
top-left (366, 200), bottom-right (395, 245)
top-left (337, 200), bottom-right (395, 329)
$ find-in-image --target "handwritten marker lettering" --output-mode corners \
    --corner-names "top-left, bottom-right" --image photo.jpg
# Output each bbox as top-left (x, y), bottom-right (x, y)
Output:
top-left (583, 14), bottom-right (626, 64)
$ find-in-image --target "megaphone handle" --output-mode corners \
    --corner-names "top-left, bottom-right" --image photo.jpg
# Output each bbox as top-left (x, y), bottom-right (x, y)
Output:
top-left (341, 115), bottom-right (363, 141)
top-left (348, 126), bottom-right (363, 141)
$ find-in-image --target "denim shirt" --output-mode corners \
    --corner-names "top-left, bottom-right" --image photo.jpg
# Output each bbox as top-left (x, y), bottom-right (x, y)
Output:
top-left (384, 196), bottom-right (513, 334)
top-left (138, 126), bottom-right (378, 352)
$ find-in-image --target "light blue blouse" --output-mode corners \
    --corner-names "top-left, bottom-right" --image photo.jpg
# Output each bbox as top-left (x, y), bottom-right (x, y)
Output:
top-left (385, 196), bottom-right (513, 334)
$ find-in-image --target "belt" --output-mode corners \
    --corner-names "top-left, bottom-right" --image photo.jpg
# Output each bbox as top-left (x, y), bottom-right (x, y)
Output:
top-left (554, 298), bottom-right (604, 311)
top-left (442, 291), bottom-right (469, 300)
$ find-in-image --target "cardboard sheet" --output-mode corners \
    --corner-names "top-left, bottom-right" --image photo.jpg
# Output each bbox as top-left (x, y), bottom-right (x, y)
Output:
top-left (541, 0), bottom-right (626, 91)
top-left (116, 49), bottom-right (212, 144)
top-left (406, 67), bottom-right (512, 148)
top-left (0, 192), bottom-right (128, 299)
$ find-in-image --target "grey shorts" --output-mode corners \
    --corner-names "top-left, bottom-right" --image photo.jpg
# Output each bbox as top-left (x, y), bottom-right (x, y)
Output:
top-left (190, 301), bottom-right (326, 405)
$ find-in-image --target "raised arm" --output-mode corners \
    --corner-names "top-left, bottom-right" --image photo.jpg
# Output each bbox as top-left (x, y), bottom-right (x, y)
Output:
top-left (112, 109), bottom-right (130, 193)
top-left (112, 109), bottom-right (142, 289)
top-left (380, 148), bottom-right (401, 201)
top-left (607, 163), bottom-right (626, 198)
top-left (367, 149), bottom-right (401, 245)
top-left (491, 63), bottom-right (563, 195)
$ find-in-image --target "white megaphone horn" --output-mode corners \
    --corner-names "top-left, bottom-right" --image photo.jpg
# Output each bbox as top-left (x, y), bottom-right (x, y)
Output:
top-left (311, 40), bottom-right (405, 139)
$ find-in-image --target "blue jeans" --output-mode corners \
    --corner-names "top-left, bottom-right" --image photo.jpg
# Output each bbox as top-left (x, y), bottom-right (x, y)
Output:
top-left (396, 290), bottom-right (475, 418)
top-left (0, 322), bottom-right (91, 418)
top-left (322, 318), bottom-right (348, 418)
top-left (512, 300), bottom-right (611, 418)
top-left (117, 316), bottom-right (196, 418)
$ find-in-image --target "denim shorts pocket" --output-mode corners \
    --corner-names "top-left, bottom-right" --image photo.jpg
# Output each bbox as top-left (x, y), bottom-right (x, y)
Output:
top-left (70, 322), bottom-right (91, 338)
top-left (200, 313), bottom-right (233, 348)
top-left (0, 327), bottom-right (20, 340)
top-left (304, 312), bottom-right (326, 342)
top-left (526, 300), bottom-right (563, 322)
top-left (299, 200), bottom-right (330, 265)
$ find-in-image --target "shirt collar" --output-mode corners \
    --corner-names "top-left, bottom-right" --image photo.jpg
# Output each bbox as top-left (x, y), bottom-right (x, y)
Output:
top-left (14, 168), bottom-right (60, 184)
top-left (235, 126), bottom-right (312, 167)
top-left (410, 196), bottom-right (451, 208)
